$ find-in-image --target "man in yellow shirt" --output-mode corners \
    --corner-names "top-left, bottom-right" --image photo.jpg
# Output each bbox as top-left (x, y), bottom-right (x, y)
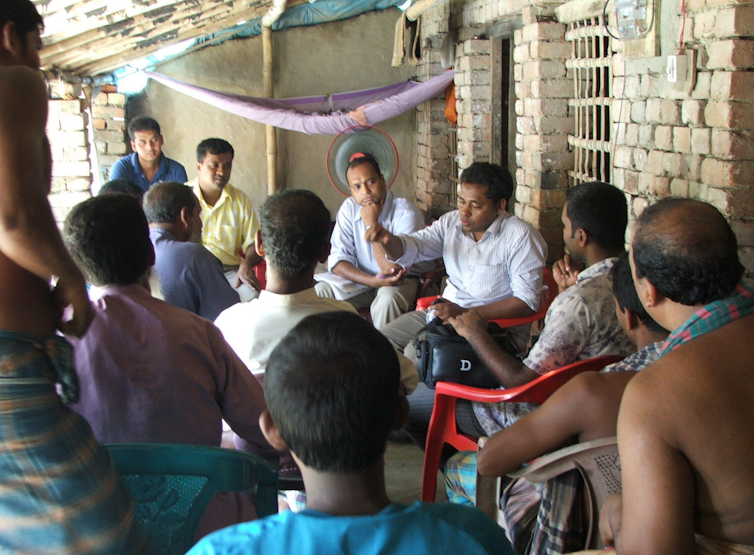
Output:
top-left (188, 138), bottom-right (262, 301)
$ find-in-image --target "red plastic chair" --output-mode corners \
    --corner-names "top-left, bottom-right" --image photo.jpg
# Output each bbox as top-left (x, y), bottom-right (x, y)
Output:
top-left (420, 354), bottom-right (624, 501)
top-left (415, 269), bottom-right (558, 329)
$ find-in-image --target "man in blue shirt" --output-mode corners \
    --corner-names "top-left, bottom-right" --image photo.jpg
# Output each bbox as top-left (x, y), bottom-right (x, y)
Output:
top-left (109, 116), bottom-right (187, 192)
top-left (144, 181), bottom-right (239, 321)
top-left (189, 312), bottom-right (513, 555)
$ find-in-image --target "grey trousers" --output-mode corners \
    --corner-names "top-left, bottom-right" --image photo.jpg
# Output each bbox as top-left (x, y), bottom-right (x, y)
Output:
top-left (315, 278), bottom-right (419, 331)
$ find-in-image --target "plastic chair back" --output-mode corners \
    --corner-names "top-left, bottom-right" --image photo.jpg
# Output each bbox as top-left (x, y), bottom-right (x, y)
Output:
top-left (420, 355), bottom-right (623, 501)
top-left (106, 443), bottom-right (278, 554)
top-left (506, 436), bottom-right (621, 549)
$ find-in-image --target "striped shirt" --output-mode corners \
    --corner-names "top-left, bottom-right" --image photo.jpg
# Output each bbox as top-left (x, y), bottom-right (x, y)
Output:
top-left (189, 178), bottom-right (259, 266)
top-left (393, 211), bottom-right (548, 311)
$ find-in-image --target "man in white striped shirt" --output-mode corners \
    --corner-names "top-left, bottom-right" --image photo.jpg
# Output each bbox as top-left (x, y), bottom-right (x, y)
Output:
top-left (366, 162), bottom-right (547, 446)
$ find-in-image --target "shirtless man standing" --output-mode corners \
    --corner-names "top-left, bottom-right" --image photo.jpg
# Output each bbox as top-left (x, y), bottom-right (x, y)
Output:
top-left (0, 1), bottom-right (134, 552)
top-left (601, 198), bottom-right (754, 555)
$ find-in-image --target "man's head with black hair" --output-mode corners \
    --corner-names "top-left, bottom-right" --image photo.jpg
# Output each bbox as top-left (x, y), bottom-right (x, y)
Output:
top-left (346, 152), bottom-right (387, 208)
top-left (127, 117), bottom-right (164, 166)
top-left (63, 194), bottom-right (154, 287)
top-left (98, 179), bottom-right (144, 199)
top-left (0, 0), bottom-right (43, 69)
top-left (459, 162), bottom-right (514, 205)
top-left (258, 189), bottom-right (331, 281)
top-left (143, 181), bottom-right (197, 224)
top-left (611, 252), bottom-right (665, 334)
top-left (263, 312), bottom-right (403, 472)
top-left (127, 116), bottom-right (161, 141)
top-left (632, 198), bottom-right (743, 306)
top-left (563, 181), bottom-right (627, 258)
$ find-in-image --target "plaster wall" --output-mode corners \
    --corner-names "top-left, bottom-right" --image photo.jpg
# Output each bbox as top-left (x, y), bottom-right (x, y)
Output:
top-left (128, 8), bottom-right (419, 218)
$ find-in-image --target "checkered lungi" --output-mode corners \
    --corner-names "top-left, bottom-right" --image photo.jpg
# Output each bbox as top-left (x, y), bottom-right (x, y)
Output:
top-left (445, 451), bottom-right (589, 555)
top-left (0, 332), bottom-right (136, 554)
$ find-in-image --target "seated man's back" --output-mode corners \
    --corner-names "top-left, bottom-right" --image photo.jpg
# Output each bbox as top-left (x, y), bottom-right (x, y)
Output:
top-left (637, 313), bottom-right (754, 546)
top-left (145, 181), bottom-right (240, 321)
top-left (191, 501), bottom-right (512, 555)
top-left (602, 198), bottom-right (754, 554)
top-left (189, 312), bottom-right (512, 555)
top-left (69, 284), bottom-right (267, 449)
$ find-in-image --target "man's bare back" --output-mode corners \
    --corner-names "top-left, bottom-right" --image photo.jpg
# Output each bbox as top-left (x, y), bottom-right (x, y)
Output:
top-left (617, 313), bottom-right (754, 551)
top-left (0, 65), bottom-right (92, 337)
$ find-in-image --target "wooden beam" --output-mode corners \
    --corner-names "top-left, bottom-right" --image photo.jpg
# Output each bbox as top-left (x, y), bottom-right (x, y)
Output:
top-left (44, 1), bottom-right (240, 69)
top-left (76, 3), bottom-right (272, 75)
top-left (40, 0), bottom-right (196, 44)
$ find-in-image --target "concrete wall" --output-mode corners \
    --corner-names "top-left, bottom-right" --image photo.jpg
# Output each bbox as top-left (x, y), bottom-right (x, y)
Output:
top-left (127, 8), bottom-right (418, 218)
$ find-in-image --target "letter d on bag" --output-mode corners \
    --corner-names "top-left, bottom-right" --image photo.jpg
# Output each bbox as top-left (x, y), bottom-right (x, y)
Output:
top-left (460, 360), bottom-right (472, 372)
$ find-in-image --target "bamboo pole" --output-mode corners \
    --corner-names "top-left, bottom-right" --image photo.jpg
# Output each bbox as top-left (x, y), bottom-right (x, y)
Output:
top-left (262, 24), bottom-right (277, 195)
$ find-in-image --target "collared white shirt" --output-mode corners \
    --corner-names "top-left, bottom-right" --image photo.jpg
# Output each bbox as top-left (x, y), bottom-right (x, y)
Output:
top-left (215, 287), bottom-right (418, 393)
top-left (394, 211), bottom-right (548, 311)
top-left (189, 178), bottom-right (259, 266)
top-left (328, 191), bottom-right (430, 276)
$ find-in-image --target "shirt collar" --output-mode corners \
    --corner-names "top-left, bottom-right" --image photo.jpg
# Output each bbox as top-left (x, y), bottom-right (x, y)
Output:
top-left (132, 152), bottom-right (167, 182)
top-left (99, 282), bottom-right (153, 299)
top-left (577, 256), bottom-right (618, 282)
top-left (192, 177), bottom-right (231, 209)
top-left (149, 227), bottom-right (176, 242)
top-left (258, 287), bottom-right (320, 306)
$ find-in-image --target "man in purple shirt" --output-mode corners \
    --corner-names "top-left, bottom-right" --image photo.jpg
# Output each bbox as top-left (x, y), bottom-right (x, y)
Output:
top-left (109, 116), bottom-right (187, 192)
top-left (144, 181), bottom-right (239, 321)
top-left (63, 194), bottom-right (275, 537)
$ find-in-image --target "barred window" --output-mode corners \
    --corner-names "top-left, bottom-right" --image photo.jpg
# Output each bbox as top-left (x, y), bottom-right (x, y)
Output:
top-left (566, 15), bottom-right (614, 185)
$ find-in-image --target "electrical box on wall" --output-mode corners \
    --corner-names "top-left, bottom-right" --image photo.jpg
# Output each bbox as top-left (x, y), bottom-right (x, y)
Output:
top-left (614, 0), bottom-right (652, 39)
top-left (666, 50), bottom-right (696, 94)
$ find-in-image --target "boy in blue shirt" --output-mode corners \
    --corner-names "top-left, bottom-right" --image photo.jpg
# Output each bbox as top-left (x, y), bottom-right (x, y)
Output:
top-left (189, 312), bottom-right (514, 555)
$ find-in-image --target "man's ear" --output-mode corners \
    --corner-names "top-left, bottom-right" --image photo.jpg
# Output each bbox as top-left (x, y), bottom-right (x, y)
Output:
top-left (254, 230), bottom-right (264, 257)
top-left (622, 307), bottom-right (640, 331)
top-left (574, 227), bottom-right (588, 247)
top-left (638, 277), bottom-right (662, 309)
top-left (497, 199), bottom-right (507, 214)
top-left (259, 410), bottom-right (288, 451)
top-left (1, 22), bottom-right (19, 57)
top-left (178, 206), bottom-right (191, 228)
top-left (393, 393), bottom-right (410, 431)
top-left (196, 161), bottom-right (203, 174)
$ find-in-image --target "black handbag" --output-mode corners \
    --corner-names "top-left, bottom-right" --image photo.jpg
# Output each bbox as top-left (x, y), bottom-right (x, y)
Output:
top-left (413, 318), bottom-right (519, 389)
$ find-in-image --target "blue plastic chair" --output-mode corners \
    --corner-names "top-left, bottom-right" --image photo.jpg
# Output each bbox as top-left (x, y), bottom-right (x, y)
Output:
top-left (105, 443), bottom-right (278, 555)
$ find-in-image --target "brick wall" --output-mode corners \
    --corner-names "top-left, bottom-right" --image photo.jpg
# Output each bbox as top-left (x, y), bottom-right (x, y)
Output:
top-left (92, 85), bottom-right (127, 184)
top-left (47, 99), bottom-right (92, 224)
top-left (611, 3), bottom-right (754, 273)
top-left (416, 0), bottom-right (754, 272)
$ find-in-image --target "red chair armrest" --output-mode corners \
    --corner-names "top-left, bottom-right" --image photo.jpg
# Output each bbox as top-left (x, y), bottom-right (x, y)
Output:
top-left (416, 295), bottom-right (441, 311)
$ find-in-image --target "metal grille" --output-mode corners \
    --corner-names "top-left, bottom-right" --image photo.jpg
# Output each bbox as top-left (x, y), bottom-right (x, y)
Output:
top-left (566, 17), bottom-right (614, 185)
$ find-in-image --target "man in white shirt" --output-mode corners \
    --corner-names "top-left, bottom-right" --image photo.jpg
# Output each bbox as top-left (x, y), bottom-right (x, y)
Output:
top-left (315, 153), bottom-right (430, 330)
top-left (215, 189), bottom-right (418, 394)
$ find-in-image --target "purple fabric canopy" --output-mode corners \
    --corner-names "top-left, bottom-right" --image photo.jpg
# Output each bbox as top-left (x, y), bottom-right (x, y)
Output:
top-left (145, 70), bottom-right (455, 135)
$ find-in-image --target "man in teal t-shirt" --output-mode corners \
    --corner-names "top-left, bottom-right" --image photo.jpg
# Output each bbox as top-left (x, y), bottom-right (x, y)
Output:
top-left (188, 311), bottom-right (514, 555)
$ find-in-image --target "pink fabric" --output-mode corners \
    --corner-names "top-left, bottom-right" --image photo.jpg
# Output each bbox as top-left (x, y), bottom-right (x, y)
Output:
top-left (145, 70), bottom-right (456, 135)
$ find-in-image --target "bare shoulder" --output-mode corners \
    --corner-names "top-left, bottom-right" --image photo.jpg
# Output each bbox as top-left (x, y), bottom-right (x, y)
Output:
top-left (0, 66), bottom-right (47, 124)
